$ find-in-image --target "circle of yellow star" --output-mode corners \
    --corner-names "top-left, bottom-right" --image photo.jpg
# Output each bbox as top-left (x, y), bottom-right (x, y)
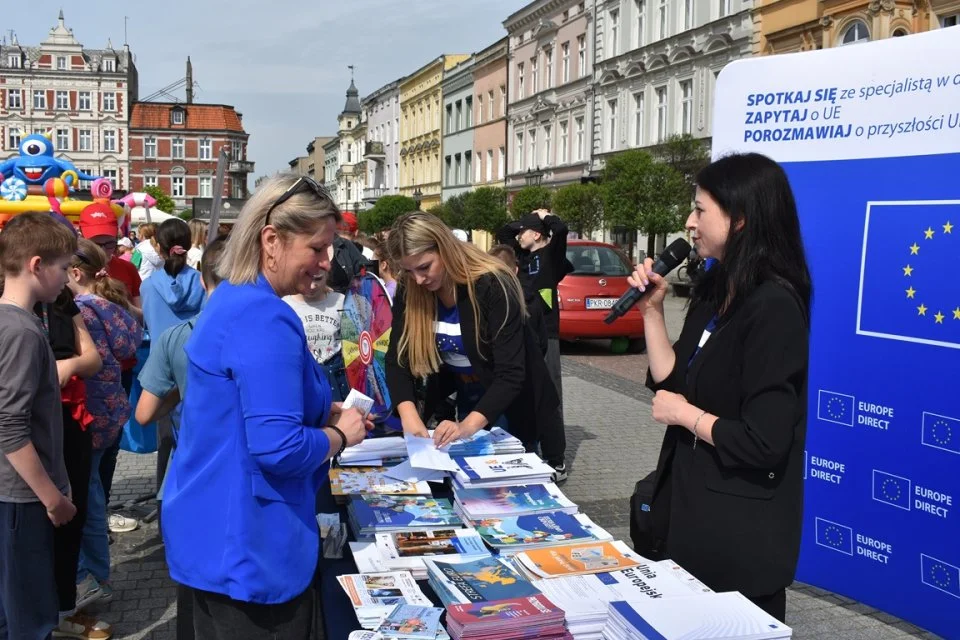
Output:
top-left (909, 243), bottom-right (920, 255)
top-left (917, 304), bottom-right (928, 316)
top-left (934, 311), bottom-right (945, 324)
top-left (944, 221), bottom-right (954, 234)
top-left (924, 227), bottom-right (935, 239)
top-left (953, 307), bottom-right (960, 321)
top-left (903, 264), bottom-right (914, 276)
top-left (905, 286), bottom-right (916, 299)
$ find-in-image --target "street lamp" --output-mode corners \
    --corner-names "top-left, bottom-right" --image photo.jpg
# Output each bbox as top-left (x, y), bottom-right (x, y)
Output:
top-left (412, 187), bottom-right (423, 210)
top-left (525, 166), bottom-right (545, 187)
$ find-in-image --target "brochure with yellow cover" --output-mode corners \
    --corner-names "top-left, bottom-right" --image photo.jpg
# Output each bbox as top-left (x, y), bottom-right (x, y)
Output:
top-left (512, 540), bottom-right (644, 580)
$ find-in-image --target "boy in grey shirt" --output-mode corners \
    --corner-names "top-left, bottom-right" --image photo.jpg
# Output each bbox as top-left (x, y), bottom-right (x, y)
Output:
top-left (0, 212), bottom-right (78, 638)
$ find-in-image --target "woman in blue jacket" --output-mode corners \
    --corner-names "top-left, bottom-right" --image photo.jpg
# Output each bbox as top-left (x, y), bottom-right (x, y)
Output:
top-left (160, 175), bottom-right (370, 639)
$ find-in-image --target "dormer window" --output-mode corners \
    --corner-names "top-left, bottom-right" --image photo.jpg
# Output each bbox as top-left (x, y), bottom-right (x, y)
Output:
top-left (172, 108), bottom-right (185, 125)
top-left (7, 54), bottom-right (21, 69)
top-left (103, 58), bottom-right (115, 72)
top-left (57, 56), bottom-right (67, 70)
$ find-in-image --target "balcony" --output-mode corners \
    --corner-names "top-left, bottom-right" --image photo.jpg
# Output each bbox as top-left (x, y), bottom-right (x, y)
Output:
top-left (228, 160), bottom-right (255, 173)
top-left (364, 141), bottom-right (386, 161)
top-left (363, 186), bottom-right (386, 202)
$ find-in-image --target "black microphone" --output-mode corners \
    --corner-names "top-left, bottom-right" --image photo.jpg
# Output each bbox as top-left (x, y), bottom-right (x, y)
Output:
top-left (604, 238), bottom-right (692, 324)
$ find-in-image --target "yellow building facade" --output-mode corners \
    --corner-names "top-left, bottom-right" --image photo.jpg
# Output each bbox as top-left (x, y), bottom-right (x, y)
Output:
top-left (399, 54), bottom-right (469, 211)
top-left (754, 0), bottom-right (950, 55)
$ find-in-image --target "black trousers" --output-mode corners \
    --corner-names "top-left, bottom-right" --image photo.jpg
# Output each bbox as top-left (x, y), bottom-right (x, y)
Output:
top-left (53, 410), bottom-right (92, 612)
top-left (539, 338), bottom-right (567, 467)
top-left (190, 586), bottom-right (313, 640)
top-left (0, 502), bottom-right (58, 640)
top-left (749, 588), bottom-right (787, 623)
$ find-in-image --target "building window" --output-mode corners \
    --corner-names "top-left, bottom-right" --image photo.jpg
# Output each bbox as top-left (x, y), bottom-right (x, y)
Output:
top-left (607, 99), bottom-right (618, 150)
top-left (558, 121), bottom-right (569, 164)
top-left (465, 151), bottom-right (472, 184)
top-left (684, 0), bottom-right (693, 29)
top-left (199, 176), bottom-right (212, 198)
top-left (476, 95), bottom-right (483, 125)
top-left (680, 79), bottom-right (693, 134)
top-left (656, 86), bottom-right (668, 142)
top-left (575, 116), bottom-right (584, 161)
top-left (33, 90), bottom-right (46, 110)
top-left (172, 176), bottom-right (185, 197)
top-left (7, 127), bottom-right (21, 150)
top-left (103, 92), bottom-right (116, 112)
top-left (892, 28), bottom-right (909, 36)
top-left (7, 89), bottom-right (21, 110)
top-left (840, 21), bottom-right (870, 45)
top-left (56, 128), bottom-right (69, 150)
top-left (577, 36), bottom-right (586, 78)
top-left (516, 132), bottom-right (524, 171)
top-left (658, 0), bottom-right (668, 39)
top-left (455, 100), bottom-right (463, 131)
top-left (942, 14), bottom-right (958, 27)
top-left (56, 91), bottom-right (69, 110)
top-left (79, 91), bottom-right (91, 110)
top-left (172, 137), bottom-right (184, 159)
top-left (498, 146), bottom-right (505, 180)
top-left (609, 9), bottom-right (620, 55)
top-left (561, 42), bottom-right (571, 83)
top-left (500, 86), bottom-right (506, 114)
top-left (465, 97), bottom-right (473, 128)
top-left (635, 0), bottom-right (646, 47)
top-left (518, 62), bottom-right (525, 99)
top-left (102, 169), bottom-right (117, 188)
top-left (545, 47), bottom-right (554, 88)
top-left (7, 54), bottom-right (21, 68)
top-left (476, 151), bottom-right (483, 183)
top-left (634, 91), bottom-right (645, 146)
top-left (543, 125), bottom-right (552, 166)
top-left (57, 56), bottom-right (67, 70)
top-left (79, 129), bottom-right (92, 151)
top-left (486, 150), bottom-right (494, 182)
top-left (455, 154), bottom-right (462, 185)
top-left (528, 130), bottom-right (537, 170)
top-left (172, 110), bottom-right (184, 125)
top-left (103, 130), bottom-right (116, 152)
top-left (445, 156), bottom-right (453, 185)
top-left (487, 90), bottom-right (495, 120)
top-left (103, 58), bottom-right (115, 72)
top-left (144, 174), bottom-right (158, 188)
top-left (200, 138), bottom-right (212, 160)
top-left (718, 0), bottom-right (730, 17)
top-left (531, 56), bottom-right (539, 94)
top-left (145, 136), bottom-right (157, 158)
top-left (446, 104), bottom-right (453, 132)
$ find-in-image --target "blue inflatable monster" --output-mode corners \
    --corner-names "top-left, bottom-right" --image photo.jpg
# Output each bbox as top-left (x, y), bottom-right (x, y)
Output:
top-left (0, 132), bottom-right (98, 188)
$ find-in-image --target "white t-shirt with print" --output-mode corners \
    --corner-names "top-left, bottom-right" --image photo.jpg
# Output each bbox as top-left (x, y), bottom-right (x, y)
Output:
top-left (283, 291), bottom-right (345, 364)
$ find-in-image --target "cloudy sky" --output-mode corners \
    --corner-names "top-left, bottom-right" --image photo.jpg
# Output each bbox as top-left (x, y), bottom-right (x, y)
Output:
top-left (7, 0), bottom-right (527, 184)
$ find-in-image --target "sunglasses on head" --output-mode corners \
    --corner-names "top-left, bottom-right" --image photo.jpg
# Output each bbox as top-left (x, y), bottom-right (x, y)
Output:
top-left (264, 176), bottom-right (331, 227)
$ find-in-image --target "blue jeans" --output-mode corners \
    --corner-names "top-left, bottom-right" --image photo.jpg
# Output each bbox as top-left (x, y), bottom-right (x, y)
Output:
top-left (321, 353), bottom-right (350, 404)
top-left (0, 501), bottom-right (58, 639)
top-left (77, 449), bottom-right (110, 585)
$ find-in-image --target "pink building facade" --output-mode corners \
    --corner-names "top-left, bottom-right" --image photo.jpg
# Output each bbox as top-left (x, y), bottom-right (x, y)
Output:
top-left (471, 38), bottom-right (508, 188)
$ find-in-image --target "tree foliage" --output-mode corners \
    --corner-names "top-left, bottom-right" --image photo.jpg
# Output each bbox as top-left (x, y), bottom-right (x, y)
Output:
top-left (359, 195), bottom-right (417, 234)
top-left (651, 134), bottom-right (710, 196)
top-left (551, 183), bottom-right (603, 237)
top-left (144, 185), bottom-right (176, 214)
top-left (463, 187), bottom-right (509, 232)
top-left (436, 192), bottom-right (470, 229)
top-left (509, 185), bottom-right (552, 218)
top-left (601, 149), bottom-right (690, 257)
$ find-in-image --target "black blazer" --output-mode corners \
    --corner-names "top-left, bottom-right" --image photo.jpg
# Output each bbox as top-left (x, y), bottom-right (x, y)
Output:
top-left (646, 280), bottom-right (808, 597)
top-left (386, 273), bottom-right (559, 447)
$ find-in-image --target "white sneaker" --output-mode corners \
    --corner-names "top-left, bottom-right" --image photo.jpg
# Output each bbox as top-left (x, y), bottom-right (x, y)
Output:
top-left (53, 613), bottom-right (113, 639)
top-left (107, 513), bottom-right (138, 533)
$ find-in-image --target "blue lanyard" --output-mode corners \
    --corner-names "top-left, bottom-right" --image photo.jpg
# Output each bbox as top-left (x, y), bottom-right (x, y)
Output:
top-left (687, 314), bottom-right (718, 369)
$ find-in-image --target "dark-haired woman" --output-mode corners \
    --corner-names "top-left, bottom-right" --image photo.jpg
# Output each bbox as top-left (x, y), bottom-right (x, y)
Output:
top-left (140, 218), bottom-right (206, 501)
top-left (629, 153), bottom-right (812, 623)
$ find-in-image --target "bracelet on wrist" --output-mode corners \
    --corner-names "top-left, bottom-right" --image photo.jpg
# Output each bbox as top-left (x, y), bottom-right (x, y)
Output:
top-left (326, 425), bottom-right (348, 460)
top-left (692, 411), bottom-right (707, 450)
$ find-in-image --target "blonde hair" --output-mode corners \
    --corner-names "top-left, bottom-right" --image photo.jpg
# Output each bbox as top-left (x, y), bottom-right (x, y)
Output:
top-left (72, 239), bottom-right (133, 311)
top-left (188, 218), bottom-right (208, 248)
top-left (385, 212), bottom-right (526, 378)
top-left (138, 223), bottom-right (157, 242)
top-left (218, 173), bottom-right (341, 285)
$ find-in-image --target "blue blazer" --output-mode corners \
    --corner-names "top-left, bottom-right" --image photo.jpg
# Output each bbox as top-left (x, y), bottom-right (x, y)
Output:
top-left (161, 275), bottom-right (333, 604)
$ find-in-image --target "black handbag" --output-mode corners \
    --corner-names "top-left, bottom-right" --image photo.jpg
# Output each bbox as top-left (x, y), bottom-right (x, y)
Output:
top-left (630, 470), bottom-right (666, 560)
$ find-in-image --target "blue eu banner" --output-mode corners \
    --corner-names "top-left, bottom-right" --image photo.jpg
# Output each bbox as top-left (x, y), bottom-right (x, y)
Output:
top-left (921, 412), bottom-right (960, 455)
top-left (815, 517), bottom-right (852, 556)
top-left (817, 390), bottom-right (855, 426)
top-left (871, 470), bottom-right (911, 511)
top-left (857, 202), bottom-right (960, 349)
top-left (921, 554), bottom-right (960, 599)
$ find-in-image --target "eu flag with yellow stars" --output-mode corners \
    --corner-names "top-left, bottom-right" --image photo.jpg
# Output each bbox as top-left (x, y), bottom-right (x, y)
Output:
top-left (857, 202), bottom-right (960, 349)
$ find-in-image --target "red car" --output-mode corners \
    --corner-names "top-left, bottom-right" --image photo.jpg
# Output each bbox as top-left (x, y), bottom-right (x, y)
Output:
top-left (558, 240), bottom-right (644, 351)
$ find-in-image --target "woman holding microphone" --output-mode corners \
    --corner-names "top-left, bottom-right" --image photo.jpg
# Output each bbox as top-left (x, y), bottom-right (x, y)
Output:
top-left (630, 153), bottom-right (812, 622)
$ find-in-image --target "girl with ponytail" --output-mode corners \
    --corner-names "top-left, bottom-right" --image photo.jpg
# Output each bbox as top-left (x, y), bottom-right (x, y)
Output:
top-left (140, 218), bottom-right (206, 339)
top-left (68, 239), bottom-right (143, 605)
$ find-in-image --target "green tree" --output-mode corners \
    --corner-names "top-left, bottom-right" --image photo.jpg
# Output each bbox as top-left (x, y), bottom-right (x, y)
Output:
top-left (509, 185), bottom-right (552, 218)
top-left (602, 149), bottom-right (690, 258)
top-left (463, 187), bottom-right (509, 233)
top-left (552, 183), bottom-right (603, 237)
top-left (360, 195), bottom-right (417, 234)
top-left (144, 185), bottom-right (176, 214)
top-left (177, 210), bottom-right (192, 221)
top-left (436, 192), bottom-right (470, 229)
top-left (651, 133), bottom-right (710, 196)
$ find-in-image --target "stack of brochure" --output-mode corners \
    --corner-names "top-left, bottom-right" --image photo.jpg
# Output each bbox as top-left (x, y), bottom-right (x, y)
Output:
top-left (486, 427), bottom-right (526, 455)
top-left (347, 495), bottom-right (463, 540)
top-left (433, 427), bottom-right (525, 457)
top-left (348, 528), bottom-right (491, 580)
top-left (533, 560), bottom-right (712, 640)
top-left (511, 541), bottom-right (645, 581)
top-left (453, 483), bottom-right (577, 521)
top-left (341, 437), bottom-right (408, 466)
top-left (600, 592), bottom-right (792, 640)
top-left (452, 454), bottom-right (556, 489)
top-left (445, 594), bottom-right (570, 640)
top-left (474, 512), bottom-right (612, 556)
top-left (330, 467), bottom-right (432, 503)
top-left (423, 556), bottom-right (541, 607)
top-left (337, 571), bottom-right (433, 630)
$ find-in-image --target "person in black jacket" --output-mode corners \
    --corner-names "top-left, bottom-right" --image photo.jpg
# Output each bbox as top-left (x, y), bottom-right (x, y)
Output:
top-left (628, 153), bottom-right (812, 623)
top-left (385, 212), bottom-right (561, 450)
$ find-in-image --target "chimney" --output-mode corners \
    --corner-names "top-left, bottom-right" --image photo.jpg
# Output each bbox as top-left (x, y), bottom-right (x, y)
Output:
top-left (186, 56), bottom-right (193, 104)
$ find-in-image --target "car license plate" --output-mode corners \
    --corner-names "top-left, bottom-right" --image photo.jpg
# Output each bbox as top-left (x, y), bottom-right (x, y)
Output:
top-left (586, 297), bottom-right (617, 310)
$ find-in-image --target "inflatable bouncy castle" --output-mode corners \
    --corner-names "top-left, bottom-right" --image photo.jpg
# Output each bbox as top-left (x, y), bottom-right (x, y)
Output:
top-left (0, 131), bottom-right (125, 229)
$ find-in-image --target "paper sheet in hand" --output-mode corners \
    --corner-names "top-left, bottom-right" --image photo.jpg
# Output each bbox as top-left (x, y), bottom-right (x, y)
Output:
top-left (404, 435), bottom-right (460, 472)
top-left (343, 388), bottom-right (375, 417)
top-left (382, 459), bottom-right (448, 483)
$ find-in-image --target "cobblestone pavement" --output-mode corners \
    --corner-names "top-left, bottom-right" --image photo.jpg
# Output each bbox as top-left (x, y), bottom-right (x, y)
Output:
top-left (101, 291), bottom-right (943, 639)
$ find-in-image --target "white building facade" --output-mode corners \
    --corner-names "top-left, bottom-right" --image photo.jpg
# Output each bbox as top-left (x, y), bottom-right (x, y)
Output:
top-left (322, 135), bottom-right (340, 207)
top-left (362, 79), bottom-right (402, 206)
top-left (0, 11), bottom-right (138, 189)
top-left (504, 0), bottom-right (596, 193)
top-left (336, 78), bottom-right (365, 213)
top-left (441, 56), bottom-right (477, 202)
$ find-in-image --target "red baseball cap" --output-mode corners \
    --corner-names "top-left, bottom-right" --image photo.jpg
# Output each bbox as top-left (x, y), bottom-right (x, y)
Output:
top-left (79, 202), bottom-right (118, 239)
top-left (339, 211), bottom-right (358, 234)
